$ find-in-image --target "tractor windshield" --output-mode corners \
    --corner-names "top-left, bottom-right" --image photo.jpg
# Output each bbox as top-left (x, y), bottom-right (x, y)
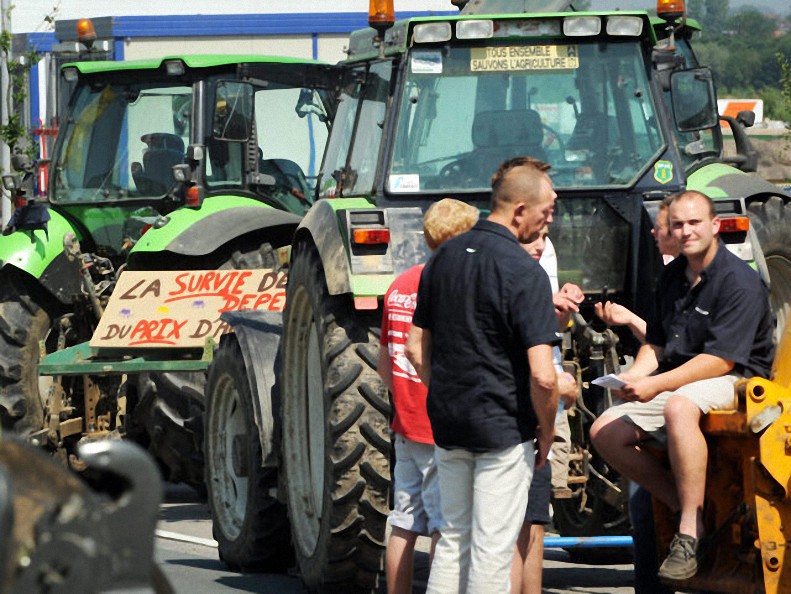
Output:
top-left (388, 40), bottom-right (665, 194)
top-left (52, 81), bottom-right (192, 203)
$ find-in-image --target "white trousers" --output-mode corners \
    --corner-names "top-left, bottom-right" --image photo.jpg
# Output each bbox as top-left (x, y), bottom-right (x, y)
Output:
top-left (426, 441), bottom-right (534, 594)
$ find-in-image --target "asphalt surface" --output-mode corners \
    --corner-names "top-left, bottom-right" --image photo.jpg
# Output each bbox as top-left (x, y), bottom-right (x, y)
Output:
top-left (155, 483), bottom-right (638, 593)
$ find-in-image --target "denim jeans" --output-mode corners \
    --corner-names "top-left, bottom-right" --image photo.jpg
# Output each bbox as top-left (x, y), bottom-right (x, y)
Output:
top-left (426, 441), bottom-right (534, 594)
top-left (388, 434), bottom-right (443, 535)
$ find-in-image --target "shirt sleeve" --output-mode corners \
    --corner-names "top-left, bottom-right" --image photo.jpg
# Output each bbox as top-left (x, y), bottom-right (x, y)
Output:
top-left (509, 263), bottom-right (560, 349)
top-left (703, 281), bottom-right (768, 365)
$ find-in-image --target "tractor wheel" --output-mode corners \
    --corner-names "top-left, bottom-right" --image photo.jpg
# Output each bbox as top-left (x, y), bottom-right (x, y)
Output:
top-left (134, 243), bottom-right (277, 495)
top-left (747, 196), bottom-right (791, 337)
top-left (0, 270), bottom-right (54, 434)
top-left (281, 243), bottom-right (390, 592)
top-left (204, 333), bottom-right (293, 572)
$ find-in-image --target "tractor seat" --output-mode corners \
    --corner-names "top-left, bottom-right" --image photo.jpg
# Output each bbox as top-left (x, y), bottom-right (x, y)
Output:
top-left (471, 109), bottom-right (547, 176)
top-left (132, 133), bottom-right (185, 195)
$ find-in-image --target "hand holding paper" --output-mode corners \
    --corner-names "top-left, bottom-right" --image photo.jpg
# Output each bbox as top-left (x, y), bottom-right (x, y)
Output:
top-left (591, 373), bottom-right (627, 390)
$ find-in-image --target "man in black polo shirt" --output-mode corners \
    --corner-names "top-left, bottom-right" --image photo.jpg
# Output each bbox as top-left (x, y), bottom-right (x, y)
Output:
top-left (407, 157), bottom-right (560, 593)
top-left (591, 190), bottom-right (775, 582)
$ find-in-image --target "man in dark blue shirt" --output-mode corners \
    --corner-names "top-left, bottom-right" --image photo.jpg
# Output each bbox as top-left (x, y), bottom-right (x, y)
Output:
top-left (591, 190), bottom-right (775, 582)
top-left (407, 157), bottom-right (560, 593)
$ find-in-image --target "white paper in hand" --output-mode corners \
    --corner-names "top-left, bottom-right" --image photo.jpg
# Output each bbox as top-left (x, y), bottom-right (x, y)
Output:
top-left (592, 373), bottom-right (627, 390)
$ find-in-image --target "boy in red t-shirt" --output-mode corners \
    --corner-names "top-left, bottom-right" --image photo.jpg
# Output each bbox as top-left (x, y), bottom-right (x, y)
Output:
top-left (377, 198), bottom-right (479, 594)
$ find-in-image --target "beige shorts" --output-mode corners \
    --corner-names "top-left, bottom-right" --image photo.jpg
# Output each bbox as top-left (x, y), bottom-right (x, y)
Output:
top-left (601, 375), bottom-right (741, 446)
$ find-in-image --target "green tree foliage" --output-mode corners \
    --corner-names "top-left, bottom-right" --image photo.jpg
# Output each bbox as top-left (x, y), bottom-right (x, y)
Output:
top-left (704, 0), bottom-right (729, 32)
top-left (0, 4), bottom-right (58, 168)
top-left (687, 0), bottom-right (704, 20)
top-left (780, 53), bottom-right (791, 125)
top-left (693, 7), bottom-right (791, 121)
top-left (686, 0), bottom-right (729, 32)
top-left (0, 4), bottom-right (41, 164)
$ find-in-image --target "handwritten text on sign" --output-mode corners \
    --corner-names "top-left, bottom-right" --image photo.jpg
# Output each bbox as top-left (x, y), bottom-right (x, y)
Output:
top-left (90, 269), bottom-right (287, 349)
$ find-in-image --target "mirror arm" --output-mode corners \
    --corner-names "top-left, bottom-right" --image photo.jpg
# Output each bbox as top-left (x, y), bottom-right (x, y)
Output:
top-left (719, 114), bottom-right (758, 173)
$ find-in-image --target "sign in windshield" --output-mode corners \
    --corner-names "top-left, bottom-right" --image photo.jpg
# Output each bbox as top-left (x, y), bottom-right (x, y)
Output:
top-left (470, 45), bottom-right (580, 72)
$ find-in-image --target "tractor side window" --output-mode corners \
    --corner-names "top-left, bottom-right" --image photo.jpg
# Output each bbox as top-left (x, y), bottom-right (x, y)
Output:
top-left (343, 61), bottom-right (391, 196)
top-left (254, 87), bottom-right (329, 211)
top-left (317, 61), bottom-right (392, 198)
top-left (54, 82), bottom-right (191, 202)
top-left (318, 68), bottom-right (364, 198)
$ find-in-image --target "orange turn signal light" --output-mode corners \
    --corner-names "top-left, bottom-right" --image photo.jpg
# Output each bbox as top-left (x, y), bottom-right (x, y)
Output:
top-left (369, 0), bottom-right (395, 32)
top-left (656, 0), bottom-right (685, 21)
top-left (185, 185), bottom-right (203, 207)
top-left (352, 228), bottom-right (391, 245)
top-left (719, 216), bottom-right (750, 234)
top-left (77, 18), bottom-right (97, 48)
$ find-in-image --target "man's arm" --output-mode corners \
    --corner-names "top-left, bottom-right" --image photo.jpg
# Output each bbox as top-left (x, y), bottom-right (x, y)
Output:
top-left (376, 343), bottom-right (394, 393)
top-left (405, 326), bottom-right (431, 387)
top-left (594, 301), bottom-right (648, 343)
top-left (621, 353), bottom-right (734, 403)
top-left (527, 343), bottom-right (558, 469)
top-left (620, 342), bottom-right (662, 381)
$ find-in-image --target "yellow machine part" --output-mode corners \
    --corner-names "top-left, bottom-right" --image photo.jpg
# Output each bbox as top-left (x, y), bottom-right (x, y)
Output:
top-left (745, 374), bottom-right (791, 594)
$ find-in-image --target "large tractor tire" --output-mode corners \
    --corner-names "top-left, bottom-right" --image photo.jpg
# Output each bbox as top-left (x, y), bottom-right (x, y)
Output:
top-left (0, 270), bottom-right (54, 434)
top-left (204, 334), bottom-right (293, 572)
top-left (747, 195), bottom-right (791, 337)
top-left (281, 244), bottom-right (390, 592)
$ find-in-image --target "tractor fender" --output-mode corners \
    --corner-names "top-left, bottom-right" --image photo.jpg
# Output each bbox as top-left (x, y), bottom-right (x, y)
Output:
top-left (0, 209), bottom-right (83, 304)
top-left (293, 198), bottom-right (355, 295)
top-left (294, 199), bottom-right (427, 298)
top-left (129, 195), bottom-right (302, 260)
top-left (687, 163), bottom-right (791, 202)
top-left (219, 309), bottom-right (283, 467)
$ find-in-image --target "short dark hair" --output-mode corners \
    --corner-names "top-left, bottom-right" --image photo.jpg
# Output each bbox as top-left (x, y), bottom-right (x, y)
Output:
top-left (490, 157), bottom-right (551, 212)
top-left (668, 190), bottom-right (716, 219)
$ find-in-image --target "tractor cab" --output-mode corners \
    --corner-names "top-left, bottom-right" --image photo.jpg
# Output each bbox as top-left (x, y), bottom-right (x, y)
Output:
top-left (49, 56), bottom-right (335, 259)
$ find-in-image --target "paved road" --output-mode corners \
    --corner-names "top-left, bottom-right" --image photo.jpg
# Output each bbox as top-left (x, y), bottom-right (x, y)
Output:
top-left (155, 483), bottom-right (637, 593)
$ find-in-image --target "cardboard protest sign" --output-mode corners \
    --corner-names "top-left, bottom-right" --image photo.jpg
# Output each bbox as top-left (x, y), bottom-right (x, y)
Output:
top-left (90, 269), bottom-right (287, 349)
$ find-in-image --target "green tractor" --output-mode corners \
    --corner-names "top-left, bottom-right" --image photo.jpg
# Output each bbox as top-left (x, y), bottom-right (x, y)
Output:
top-left (0, 55), bottom-right (335, 493)
top-left (204, 0), bottom-right (791, 591)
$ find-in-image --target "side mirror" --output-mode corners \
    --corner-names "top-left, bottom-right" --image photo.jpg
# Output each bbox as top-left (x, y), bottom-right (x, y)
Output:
top-left (669, 68), bottom-right (718, 132)
top-left (172, 163), bottom-right (191, 183)
top-left (212, 81), bottom-right (254, 142)
top-left (736, 110), bottom-right (755, 128)
top-left (2, 175), bottom-right (19, 191)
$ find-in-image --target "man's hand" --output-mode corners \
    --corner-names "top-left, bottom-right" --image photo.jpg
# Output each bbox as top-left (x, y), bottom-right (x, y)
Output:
top-left (558, 371), bottom-right (577, 408)
top-left (559, 283), bottom-right (584, 302)
top-left (594, 301), bottom-right (635, 326)
top-left (554, 283), bottom-right (584, 327)
top-left (617, 375), bottom-right (663, 403)
top-left (594, 300), bottom-right (647, 343)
